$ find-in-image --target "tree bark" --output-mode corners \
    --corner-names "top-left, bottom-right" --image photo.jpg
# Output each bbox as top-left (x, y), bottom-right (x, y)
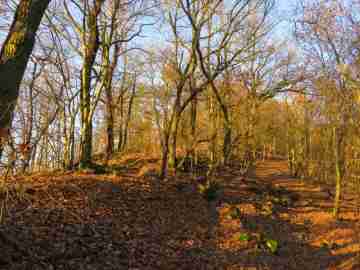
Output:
top-left (190, 91), bottom-right (197, 169)
top-left (117, 94), bottom-right (124, 151)
top-left (102, 45), bottom-right (116, 159)
top-left (171, 112), bottom-right (180, 172)
top-left (160, 133), bottom-right (170, 180)
top-left (79, 0), bottom-right (103, 168)
top-left (333, 126), bottom-right (345, 219)
top-left (122, 79), bottom-right (136, 151)
top-left (21, 62), bottom-right (38, 173)
top-left (0, 0), bottom-right (51, 144)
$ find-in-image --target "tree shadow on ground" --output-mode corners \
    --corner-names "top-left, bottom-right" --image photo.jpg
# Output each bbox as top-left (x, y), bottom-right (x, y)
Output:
top-left (0, 159), bottom-right (358, 269)
top-left (217, 160), bottom-right (359, 270)
top-left (0, 170), bottom-right (219, 270)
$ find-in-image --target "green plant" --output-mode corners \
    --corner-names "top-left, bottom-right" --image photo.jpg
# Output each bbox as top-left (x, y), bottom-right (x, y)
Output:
top-left (198, 181), bottom-right (220, 201)
top-left (253, 233), bottom-right (279, 254)
top-left (238, 233), bottom-right (250, 242)
top-left (265, 239), bottom-right (279, 254)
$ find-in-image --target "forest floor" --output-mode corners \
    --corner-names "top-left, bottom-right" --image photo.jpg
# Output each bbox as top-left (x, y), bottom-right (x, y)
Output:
top-left (0, 155), bottom-right (359, 270)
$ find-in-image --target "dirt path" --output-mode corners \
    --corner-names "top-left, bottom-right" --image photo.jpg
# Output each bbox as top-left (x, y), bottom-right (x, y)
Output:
top-left (213, 160), bottom-right (360, 270)
top-left (0, 158), bottom-right (359, 269)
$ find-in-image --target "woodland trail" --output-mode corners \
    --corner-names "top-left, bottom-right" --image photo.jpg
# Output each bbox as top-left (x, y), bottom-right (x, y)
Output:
top-left (0, 157), bottom-right (359, 269)
top-left (213, 160), bottom-right (360, 270)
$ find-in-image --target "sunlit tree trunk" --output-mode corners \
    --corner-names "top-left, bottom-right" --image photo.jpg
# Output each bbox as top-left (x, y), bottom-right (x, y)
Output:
top-left (79, 0), bottom-right (103, 168)
top-left (102, 44), bottom-right (116, 159)
top-left (122, 79), bottom-right (136, 151)
top-left (171, 111), bottom-right (180, 172)
top-left (333, 126), bottom-right (345, 219)
top-left (208, 91), bottom-right (217, 164)
top-left (79, 64), bottom-right (94, 168)
top-left (0, 0), bottom-right (51, 147)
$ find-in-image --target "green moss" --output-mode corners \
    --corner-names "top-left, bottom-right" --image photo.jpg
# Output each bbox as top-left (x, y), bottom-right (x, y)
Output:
top-left (5, 31), bottom-right (26, 57)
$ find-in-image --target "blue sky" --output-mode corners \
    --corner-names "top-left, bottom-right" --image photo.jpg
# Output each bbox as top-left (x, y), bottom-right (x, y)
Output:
top-left (275, 0), bottom-right (296, 38)
top-left (0, 0), bottom-right (297, 47)
top-left (137, 0), bottom-right (297, 50)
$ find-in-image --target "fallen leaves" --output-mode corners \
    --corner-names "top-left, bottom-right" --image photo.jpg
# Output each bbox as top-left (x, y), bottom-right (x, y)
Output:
top-left (0, 158), bottom-right (359, 269)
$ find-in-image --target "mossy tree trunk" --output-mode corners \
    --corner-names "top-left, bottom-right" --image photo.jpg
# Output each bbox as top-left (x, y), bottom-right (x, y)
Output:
top-left (80, 63), bottom-right (94, 168)
top-left (100, 0), bottom-right (121, 159)
top-left (0, 0), bottom-right (51, 149)
top-left (79, 0), bottom-right (104, 169)
top-left (102, 44), bottom-right (117, 160)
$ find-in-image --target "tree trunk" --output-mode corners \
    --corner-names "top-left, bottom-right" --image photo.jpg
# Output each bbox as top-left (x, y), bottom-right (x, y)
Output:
top-left (22, 62), bottom-right (38, 173)
top-left (209, 82), bottom-right (232, 165)
top-left (30, 143), bottom-right (37, 171)
top-left (104, 64), bottom-right (115, 160)
top-left (102, 43), bottom-right (119, 159)
top-left (171, 113), bottom-right (180, 172)
top-left (333, 126), bottom-right (344, 219)
top-left (208, 92), bottom-right (217, 164)
top-left (0, 0), bottom-right (51, 134)
top-left (44, 134), bottom-right (49, 169)
top-left (223, 120), bottom-right (232, 165)
top-left (248, 97), bottom-right (258, 162)
top-left (79, 0), bottom-right (103, 168)
top-left (62, 106), bottom-right (71, 169)
top-left (69, 116), bottom-right (76, 169)
top-left (79, 63), bottom-right (94, 168)
top-left (122, 78), bottom-right (136, 151)
top-left (190, 93), bottom-right (197, 169)
top-left (118, 94), bottom-right (124, 151)
top-left (105, 94), bottom-right (114, 159)
top-left (160, 133), bottom-right (170, 179)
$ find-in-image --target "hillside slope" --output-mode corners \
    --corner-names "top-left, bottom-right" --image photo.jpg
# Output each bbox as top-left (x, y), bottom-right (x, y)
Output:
top-left (0, 156), bottom-right (359, 269)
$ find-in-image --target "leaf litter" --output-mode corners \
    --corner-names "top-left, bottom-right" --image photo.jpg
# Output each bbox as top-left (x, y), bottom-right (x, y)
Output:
top-left (0, 155), bottom-right (359, 269)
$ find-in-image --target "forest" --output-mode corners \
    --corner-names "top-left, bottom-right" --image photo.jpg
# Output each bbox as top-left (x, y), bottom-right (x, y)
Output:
top-left (0, 0), bottom-right (359, 269)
